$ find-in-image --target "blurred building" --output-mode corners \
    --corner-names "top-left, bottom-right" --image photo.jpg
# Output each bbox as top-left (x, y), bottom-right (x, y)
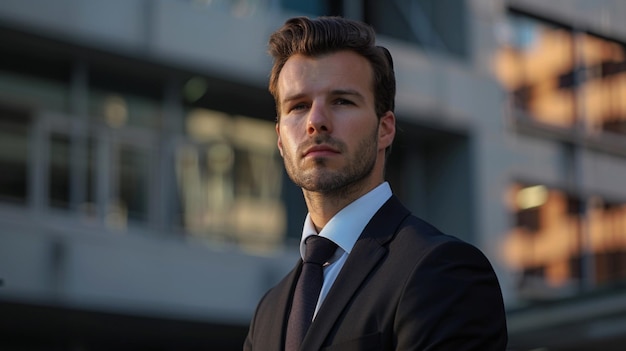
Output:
top-left (0, 0), bottom-right (625, 350)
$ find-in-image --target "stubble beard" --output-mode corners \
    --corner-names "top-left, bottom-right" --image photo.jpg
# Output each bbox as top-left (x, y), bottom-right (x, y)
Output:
top-left (283, 129), bottom-right (379, 199)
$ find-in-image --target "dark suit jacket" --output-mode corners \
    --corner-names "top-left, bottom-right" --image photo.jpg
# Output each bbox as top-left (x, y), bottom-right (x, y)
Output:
top-left (244, 196), bottom-right (508, 350)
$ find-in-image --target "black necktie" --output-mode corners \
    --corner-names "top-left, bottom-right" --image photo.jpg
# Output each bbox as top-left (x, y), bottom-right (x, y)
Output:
top-left (285, 235), bottom-right (338, 351)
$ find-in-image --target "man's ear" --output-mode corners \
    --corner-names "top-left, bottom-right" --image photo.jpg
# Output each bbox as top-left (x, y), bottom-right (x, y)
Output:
top-left (276, 122), bottom-right (284, 157)
top-left (378, 111), bottom-right (396, 150)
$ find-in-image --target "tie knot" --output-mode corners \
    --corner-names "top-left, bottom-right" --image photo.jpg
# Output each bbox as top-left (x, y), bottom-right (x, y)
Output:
top-left (303, 236), bottom-right (337, 265)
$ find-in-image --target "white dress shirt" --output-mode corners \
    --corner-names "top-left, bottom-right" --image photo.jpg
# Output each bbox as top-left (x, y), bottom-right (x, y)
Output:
top-left (298, 182), bottom-right (393, 318)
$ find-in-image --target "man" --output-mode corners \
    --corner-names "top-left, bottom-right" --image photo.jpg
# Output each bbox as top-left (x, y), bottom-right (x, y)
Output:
top-left (244, 16), bottom-right (508, 351)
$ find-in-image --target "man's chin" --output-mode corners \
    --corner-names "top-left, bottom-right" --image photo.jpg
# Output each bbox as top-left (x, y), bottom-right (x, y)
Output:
top-left (294, 175), bottom-right (341, 193)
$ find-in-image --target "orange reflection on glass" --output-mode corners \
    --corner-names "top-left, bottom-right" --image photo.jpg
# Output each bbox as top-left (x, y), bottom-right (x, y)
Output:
top-left (504, 183), bottom-right (626, 299)
top-left (494, 17), bottom-right (576, 128)
top-left (581, 34), bottom-right (626, 135)
top-left (588, 200), bottom-right (626, 284)
top-left (495, 14), bottom-right (626, 136)
top-left (503, 184), bottom-right (582, 298)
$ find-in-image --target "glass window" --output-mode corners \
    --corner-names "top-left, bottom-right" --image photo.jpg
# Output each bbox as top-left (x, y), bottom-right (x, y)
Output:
top-left (175, 108), bottom-right (285, 250)
top-left (581, 34), bottom-right (626, 136)
top-left (495, 15), bottom-right (576, 128)
top-left (496, 12), bottom-right (626, 138)
top-left (0, 45), bottom-right (71, 114)
top-left (88, 67), bottom-right (163, 130)
top-left (89, 91), bottom-right (162, 130)
top-left (0, 105), bottom-right (31, 205)
top-left (80, 136), bottom-right (97, 217)
top-left (589, 200), bottom-right (626, 285)
top-left (504, 184), bottom-right (583, 299)
top-left (504, 183), bottom-right (626, 298)
top-left (48, 133), bottom-right (71, 209)
top-left (45, 125), bottom-right (151, 227)
top-left (365, 0), bottom-right (416, 43)
top-left (46, 128), bottom-right (97, 215)
top-left (280, 0), bottom-right (342, 16)
top-left (0, 72), bottom-right (71, 114)
top-left (364, 0), bottom-right (469, 59)
top-left (116, 144), bottom-right (150, 223)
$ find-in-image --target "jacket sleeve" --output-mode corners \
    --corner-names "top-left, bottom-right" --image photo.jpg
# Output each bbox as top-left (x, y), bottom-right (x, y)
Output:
top-left (243, 289), bottom-right (267, 351)
top-left (243, 307), bottom-right (255, 351)
top-left (394, 240), bottom-right (508, 350)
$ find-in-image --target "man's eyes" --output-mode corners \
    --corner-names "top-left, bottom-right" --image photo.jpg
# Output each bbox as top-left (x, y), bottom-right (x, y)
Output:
top-left (334, 98), bottom-right (354, 105)
top-left (286, 98), bottom-right (355, 113)
top-left (289, 103), bottom-right (308, 112)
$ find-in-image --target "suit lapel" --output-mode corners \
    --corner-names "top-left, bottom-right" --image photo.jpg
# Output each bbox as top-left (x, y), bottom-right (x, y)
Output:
top-left (300, 196), bottom-right (410, 351)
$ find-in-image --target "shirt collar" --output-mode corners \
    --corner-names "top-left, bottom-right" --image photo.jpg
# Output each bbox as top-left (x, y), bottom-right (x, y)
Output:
top-left (299, 182), bottom-right (392, 259)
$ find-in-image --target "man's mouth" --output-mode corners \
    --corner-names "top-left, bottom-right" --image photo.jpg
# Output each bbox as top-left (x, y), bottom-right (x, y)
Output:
top-left (303, 145), bottom-right (340, 158)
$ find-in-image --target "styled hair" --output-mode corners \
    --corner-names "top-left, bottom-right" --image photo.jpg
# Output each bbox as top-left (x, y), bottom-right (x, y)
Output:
top-left (268, 16), bottom-right (395, 120)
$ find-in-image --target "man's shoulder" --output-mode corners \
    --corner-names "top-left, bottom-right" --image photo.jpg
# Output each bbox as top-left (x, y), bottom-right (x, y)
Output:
top-left (369, 196), bottom-right (468, 248)
top-left (393, 214), bottom-right (456, 246)
top-left (394, 213), bottom-right (487, 260)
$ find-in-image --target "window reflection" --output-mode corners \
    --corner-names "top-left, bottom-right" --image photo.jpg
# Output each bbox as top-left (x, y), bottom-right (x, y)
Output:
top-left (589, 200), bottom-right (626, 285)
top-left (495, 15), bottom-right (576, 128)
top-left (504, 183), bottom-right (626, 299)
top-left (504, 184), bottom-right (582, 298)
top-left (495, 13), bottom-right (626, 137)
top-left (581, 34), bottom-right (626, 135)
top-left (176, 108), bottom-right (285, 250)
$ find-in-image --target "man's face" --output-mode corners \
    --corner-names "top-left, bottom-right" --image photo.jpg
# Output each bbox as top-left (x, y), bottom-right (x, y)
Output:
top-left (275, 50), bottom-right (394, 195)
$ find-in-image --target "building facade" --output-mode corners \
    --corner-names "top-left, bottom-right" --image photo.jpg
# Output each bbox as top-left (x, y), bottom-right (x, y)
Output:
top-left (0, 0), bottom-right (625, 350)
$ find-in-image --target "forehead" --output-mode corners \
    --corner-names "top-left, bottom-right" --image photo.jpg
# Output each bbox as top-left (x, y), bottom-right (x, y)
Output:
top-left (277, 50), bottom-right (374, 100)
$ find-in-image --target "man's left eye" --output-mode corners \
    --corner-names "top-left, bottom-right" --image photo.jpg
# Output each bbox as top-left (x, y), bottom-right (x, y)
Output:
top-left (335, 99), bottom-right (353, 105)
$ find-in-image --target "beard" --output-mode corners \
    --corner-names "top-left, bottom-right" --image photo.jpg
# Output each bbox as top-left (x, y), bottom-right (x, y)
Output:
top-left (282, 127), bottom-right (378, 197)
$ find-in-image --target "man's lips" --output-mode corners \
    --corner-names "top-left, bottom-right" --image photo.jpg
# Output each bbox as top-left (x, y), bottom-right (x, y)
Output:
top-left (303, 145), bottom-right (340, 158)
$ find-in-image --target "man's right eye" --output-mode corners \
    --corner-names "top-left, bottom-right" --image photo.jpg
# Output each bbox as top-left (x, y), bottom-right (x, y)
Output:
top-left (290, 103), bottom-right (308, 112)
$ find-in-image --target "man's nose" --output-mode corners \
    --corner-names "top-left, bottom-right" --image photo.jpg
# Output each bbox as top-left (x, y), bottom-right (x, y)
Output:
top-left (307, 103), bottom-right (332, 135)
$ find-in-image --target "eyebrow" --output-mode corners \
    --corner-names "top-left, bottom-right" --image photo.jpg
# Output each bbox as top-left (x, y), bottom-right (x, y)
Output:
top-left (330, 89), bottom-right (365, 101)
top-left (281, 89), bottom-right (365, 104)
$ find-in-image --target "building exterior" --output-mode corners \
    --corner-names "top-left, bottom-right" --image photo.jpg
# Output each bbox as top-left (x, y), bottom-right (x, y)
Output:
top-left (0, 0), bottom-right (625, 350)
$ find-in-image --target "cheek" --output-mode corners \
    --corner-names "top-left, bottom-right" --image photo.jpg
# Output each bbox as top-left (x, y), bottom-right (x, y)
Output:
top-left (346, 118), bottom-right (378, 142)
top-left (277, 128), bottom-right (297, 154)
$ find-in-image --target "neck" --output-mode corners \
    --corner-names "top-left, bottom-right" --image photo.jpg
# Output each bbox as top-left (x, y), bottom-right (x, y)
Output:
top-left (303, 180), bottom-right (383, 232)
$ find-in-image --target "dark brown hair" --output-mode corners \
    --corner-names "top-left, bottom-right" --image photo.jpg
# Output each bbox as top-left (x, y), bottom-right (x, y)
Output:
top-left (268, 16), bottom-right (395, 120)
